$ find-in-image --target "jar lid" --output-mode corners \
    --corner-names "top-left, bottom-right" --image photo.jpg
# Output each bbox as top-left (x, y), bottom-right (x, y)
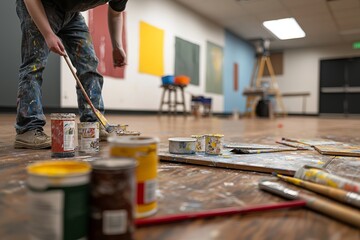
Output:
top-left (50, 113), bottom-right (76, 119)
top-left (92, 158), bottom-right (137, 170)
top-left (108, 136), bottom-right (159, 146)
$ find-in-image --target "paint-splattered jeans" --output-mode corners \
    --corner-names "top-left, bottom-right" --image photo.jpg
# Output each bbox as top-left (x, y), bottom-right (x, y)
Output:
top-left (15, 0), bottom-right (104, 134)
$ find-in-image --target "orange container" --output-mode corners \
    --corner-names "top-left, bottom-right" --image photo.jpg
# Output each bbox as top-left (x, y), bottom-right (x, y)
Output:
top-left (174, 75), bottom-right (190, 86)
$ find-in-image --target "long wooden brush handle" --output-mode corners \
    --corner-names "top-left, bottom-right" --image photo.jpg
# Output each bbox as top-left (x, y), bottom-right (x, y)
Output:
top-left (63, 55), bottom-right (97, 114)
top-left (302, 194), bottom-right (360, 228)
top-left (277, 174), bottom-right (360, 208)
top-left (260, 181), bottom-right (360, 228)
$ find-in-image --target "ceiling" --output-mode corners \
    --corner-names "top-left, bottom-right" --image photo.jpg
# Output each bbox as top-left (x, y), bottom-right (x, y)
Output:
top-left (173, 0), bottom-right (360, 50)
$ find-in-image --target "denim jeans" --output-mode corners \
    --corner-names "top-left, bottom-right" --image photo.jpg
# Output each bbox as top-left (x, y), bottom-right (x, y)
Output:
top-left (15, 0), bottom-right (104, 134)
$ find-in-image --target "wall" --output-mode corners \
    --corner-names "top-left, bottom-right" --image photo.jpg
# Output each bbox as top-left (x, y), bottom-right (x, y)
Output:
top-left (60, 0), bottom-right (226, 112)
top-left (0, 0), bottom-right (60, 108)
top-left (223, 30), bottom-right (255, 114)
top-left (264, 44), bottom-right (360, 114)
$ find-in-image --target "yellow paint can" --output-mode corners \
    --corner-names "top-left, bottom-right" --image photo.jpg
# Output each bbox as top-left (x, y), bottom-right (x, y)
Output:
top-left (108, 136), bottom-right (159, 218)
top-left (27, 160), bottom-right (91, 240)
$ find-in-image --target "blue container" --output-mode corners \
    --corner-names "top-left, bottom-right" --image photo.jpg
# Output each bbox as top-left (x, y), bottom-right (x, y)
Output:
top-left (161, 75), bottom-right (175, 85)
top-left (202, 98), bottom-right (212, 105)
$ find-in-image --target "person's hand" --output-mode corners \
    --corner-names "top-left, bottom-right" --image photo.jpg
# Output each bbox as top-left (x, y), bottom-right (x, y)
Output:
top-left (112, 47), bottom-right (127, 67)
top-left (44, 33), bottom-right (66, 56)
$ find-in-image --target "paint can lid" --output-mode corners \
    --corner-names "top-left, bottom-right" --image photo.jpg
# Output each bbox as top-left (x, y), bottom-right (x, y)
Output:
top-left (204, 134), bottom-right (224, 137)
top-left (190, 135), bottom-right (205, 138)
top-left (27, 160), bottom-right (91, 177)
top-left (168, 137), bottom-right (196, 142)
top-left (108, 136), bottom-right (159, 146)
top-left (92, 158), bottom-right (137, 170)
top-left (50, 113), bottom-right (76, 120)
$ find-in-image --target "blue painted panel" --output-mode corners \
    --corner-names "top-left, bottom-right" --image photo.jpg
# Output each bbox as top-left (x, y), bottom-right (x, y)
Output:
top-left (223, 30), bottom-right (255, 113)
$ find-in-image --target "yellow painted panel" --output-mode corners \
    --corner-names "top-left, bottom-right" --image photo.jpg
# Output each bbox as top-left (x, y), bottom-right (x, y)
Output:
top-left (139, 21), bottom-right (164, 76)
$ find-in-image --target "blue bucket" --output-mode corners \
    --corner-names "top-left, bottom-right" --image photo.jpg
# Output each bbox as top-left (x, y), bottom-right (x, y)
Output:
top-left (161, 75), bottom-right (175, 85)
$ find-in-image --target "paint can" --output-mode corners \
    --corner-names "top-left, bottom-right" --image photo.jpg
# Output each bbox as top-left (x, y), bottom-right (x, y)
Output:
top-left (108, 136), bottom-right (159, 218)
top-left (168, 137), bottom-right (196, 154)
top-left (51, 113), bottom-right (76, 158)
top-left (89, 158), bottom-right (137, 240)
top-left (27, 160), bottom-right (91, 240)
top-left (205, 134), bottom-right (224, 155)
top-left (78, 122), bottom-right (99, 153)
top-left (191, 135), bottom-right (205, 153)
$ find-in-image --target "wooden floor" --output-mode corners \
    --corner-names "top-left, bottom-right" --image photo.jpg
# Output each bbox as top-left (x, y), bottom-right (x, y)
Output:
top-left (0, 113), bottom-right (359, 239)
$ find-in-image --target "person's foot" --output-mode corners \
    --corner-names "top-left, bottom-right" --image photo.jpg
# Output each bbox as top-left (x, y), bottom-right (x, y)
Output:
top-left (14, 129), bottom-right (51, 149)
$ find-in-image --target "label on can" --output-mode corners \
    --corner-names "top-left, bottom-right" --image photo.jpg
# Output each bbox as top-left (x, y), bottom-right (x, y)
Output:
top-left (28, 190), bottom-right (64, 240)
top-left (103, 210), bottom-right (127, 235)
top-left (63, 121), bottom-right (75, 151)
top-left (137, 179), bottom-right (157, 204)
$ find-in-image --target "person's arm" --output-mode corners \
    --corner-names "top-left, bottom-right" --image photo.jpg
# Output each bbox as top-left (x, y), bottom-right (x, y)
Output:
top-left (23, 0), bottom-right (65, 55)
top-left (108, 6), bottom-right (126, 67)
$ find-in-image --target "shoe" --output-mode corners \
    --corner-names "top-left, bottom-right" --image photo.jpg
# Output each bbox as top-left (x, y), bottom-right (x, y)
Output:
top-left (14, 129), bottom-right (51, 149)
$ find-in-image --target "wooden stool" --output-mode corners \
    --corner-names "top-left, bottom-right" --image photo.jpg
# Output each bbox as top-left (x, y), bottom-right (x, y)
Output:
top-left (159, 84), bottom-right (187, 115)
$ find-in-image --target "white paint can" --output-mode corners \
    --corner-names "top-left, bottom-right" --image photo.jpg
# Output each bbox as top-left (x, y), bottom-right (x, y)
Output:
top-left (191, 135), bottom-right (205, 152)
top-left (205, 134), bottom-right (224, 155)
top-left (78, 122), bottom-right (100, 153)
top-left (168, 137), bottom-right (196, 154)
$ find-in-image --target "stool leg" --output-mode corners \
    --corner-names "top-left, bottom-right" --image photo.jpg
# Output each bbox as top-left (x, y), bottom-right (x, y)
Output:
top-left (181, 87), bottom-right (186, 116)
top-left (168, 89), bottom-right (172, 114)
top-left (174, 88), bottom-right (178, 115)
top-left (159, 88), bottom-right (166, 115)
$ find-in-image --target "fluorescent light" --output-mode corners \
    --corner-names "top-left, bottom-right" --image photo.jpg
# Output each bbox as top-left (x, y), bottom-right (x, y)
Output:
top-left (263, 18), bottom-right (305, 40)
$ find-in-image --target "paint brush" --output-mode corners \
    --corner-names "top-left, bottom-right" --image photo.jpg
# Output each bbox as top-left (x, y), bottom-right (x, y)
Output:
top-left (259, 180), bottom-right (360, 228)
top-left (272, 172), bottom-right (360, 208)
top-left (63, 55), bottom-right (115, 133)
top-left (135, 200), bottom-right (306, 227)
top-left (294, 166), bottom-right (360, 193)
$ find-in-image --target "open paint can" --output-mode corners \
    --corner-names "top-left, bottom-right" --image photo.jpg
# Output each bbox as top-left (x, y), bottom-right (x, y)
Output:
top-left (191, 135), bottom-right (205, 153)
top-left (205, 134), bottom-right (224, 155)
top-left (27, 160), bottom-right (91, 240)
top-left (89, 158), bottom-right (137, 240)
top-left (51, 113), bottom-right (76, 158)
top-left (169, 137), bottom-right (196, 154)
top-left (108, 136), bottom-right (159, 218)
top-left (78, 122), bottom-right (99, 153)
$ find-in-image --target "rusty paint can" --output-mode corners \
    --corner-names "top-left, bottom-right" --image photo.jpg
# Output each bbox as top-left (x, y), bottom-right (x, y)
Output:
top-left (205, 134), bottom-right (224, 155)
top-left (51, 113), bottom-right (76, 158)
top-left (89, 158), bottom-right (137, 240)
top-left (109, 136), bottom-right (159, 218)
top-left (27, 160), bottom-right (91, 240)
top-left (78, 122), bottom-right (99, 153)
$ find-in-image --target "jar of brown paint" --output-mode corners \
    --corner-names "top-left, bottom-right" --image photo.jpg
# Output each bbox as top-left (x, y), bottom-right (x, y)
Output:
top-left (89, 158), bottom-right (137, 240)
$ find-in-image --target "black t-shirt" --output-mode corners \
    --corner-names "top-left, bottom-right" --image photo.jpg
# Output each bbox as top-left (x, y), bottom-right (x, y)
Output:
top-left (45, 0), bottom-right (128, 12)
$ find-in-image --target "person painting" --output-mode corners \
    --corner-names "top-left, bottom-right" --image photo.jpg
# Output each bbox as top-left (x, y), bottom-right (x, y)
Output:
top-left (14, 0), bottom-right (127, 149)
